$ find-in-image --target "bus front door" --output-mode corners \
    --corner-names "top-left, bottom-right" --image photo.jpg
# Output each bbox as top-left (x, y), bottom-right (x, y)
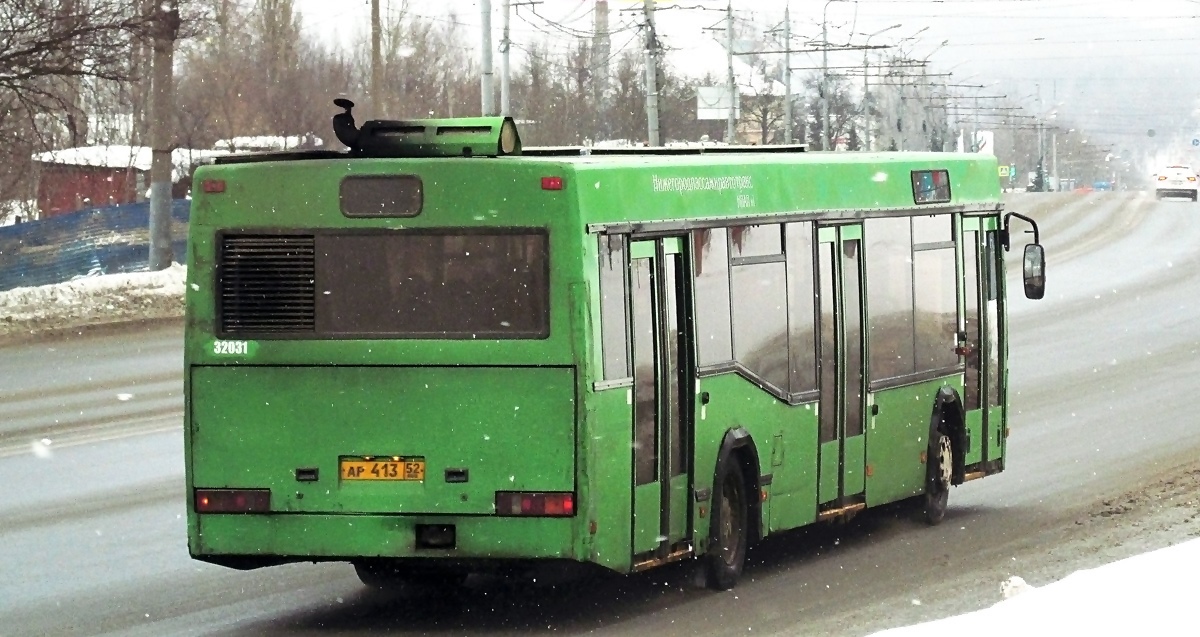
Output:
top-left (816, 225), bottom-right (867, 509)
top-left (629, 238), bottom-right (692, 564)
top-left (962, 219), bottom-right (1004, 469)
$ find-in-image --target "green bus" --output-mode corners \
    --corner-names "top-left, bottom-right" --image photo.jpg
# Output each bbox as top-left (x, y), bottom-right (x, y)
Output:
top-left (184, 103), bottom-right (1045, 590)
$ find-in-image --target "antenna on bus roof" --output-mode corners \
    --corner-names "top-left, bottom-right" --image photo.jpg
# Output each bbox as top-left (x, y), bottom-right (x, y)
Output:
top-left (332, 98), bottom-right (360, 149)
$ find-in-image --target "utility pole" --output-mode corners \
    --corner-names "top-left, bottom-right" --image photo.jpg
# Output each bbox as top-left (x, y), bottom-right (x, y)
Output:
top-left (820, 14), bottom-right (829, 150)
top-left (500, 0), bottom-right (511, 116)
top-left (725, 0), bottom-right (736, 143)
top-left (1052, 130), bottom-right (1059, 191)
top-left (370, 0), bottom-right (382, 118)
top-left (594, 0), bottom-right (611, 140)
top-left (148, 1), bottom-right (180, 271)
top-left (860, 24), bottom-right (900, 151)
top-left (972, 94), bottom-right (979, 152)
top-left (818, 0), bottom-right (848, 150)
top-left (783, 4), bottom-right (792, 144)
top-left (481, 0), bottom-right (495, 115)
top-left (643, 0), bottom-right (660, 146)
top-left (863, 53), bottom-right (871, 151)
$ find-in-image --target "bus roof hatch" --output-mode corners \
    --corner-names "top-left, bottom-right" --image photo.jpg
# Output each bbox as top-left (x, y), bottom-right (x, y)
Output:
top-left (332, 99), bottom-right (521, 158)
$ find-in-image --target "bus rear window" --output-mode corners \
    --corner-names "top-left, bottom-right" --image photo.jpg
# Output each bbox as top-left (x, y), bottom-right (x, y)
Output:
top-left (315, 232), bottom-right (549, 338)
top-left (217, 231), bottom-right (548, 339)
top-left (340, 175), bottom-right (423, 217)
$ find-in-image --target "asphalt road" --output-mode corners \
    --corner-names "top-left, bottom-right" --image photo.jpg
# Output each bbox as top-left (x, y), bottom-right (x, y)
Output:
top-left (2, 192), bottom-right (1198, 636)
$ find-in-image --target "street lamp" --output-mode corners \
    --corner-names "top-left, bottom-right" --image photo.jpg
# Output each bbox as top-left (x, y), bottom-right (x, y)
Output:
top-left (895, 25), bottom-right (930, 56)
top-left (861, 23), bottom-right (902, 151)
top-left (921, 39), bottom-right (949, 61)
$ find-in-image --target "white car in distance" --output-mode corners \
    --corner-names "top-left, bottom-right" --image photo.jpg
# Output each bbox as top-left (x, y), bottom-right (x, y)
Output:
top-left (1154, 165), bottom-right (1198, 201)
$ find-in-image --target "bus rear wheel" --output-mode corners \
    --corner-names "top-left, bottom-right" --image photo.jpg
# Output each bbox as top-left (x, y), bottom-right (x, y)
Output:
top-left (353, 560), bottom-right (466, 592)
top-left (704, 454), bottom-right (749, 590)
top-left (923, 432), bottom-right (952, 525)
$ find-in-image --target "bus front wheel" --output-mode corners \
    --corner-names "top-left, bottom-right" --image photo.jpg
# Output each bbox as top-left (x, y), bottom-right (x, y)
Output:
top-left (704, 454), bottom-right (749, 590)
top-left (923, 432), bottom-right (952, 525)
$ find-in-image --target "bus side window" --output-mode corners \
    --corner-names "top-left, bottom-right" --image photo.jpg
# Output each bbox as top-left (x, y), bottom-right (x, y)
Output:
top-left (984, 231), bottom-right (1002, 408)
top-left (865, 217), bottom-right (916, 381)
top-left (912, 215), bottom-right (957, 373)
top-left (963, 231), bottom-right (982, 410)
top-left (692, 228), bottom-right (733, 367)
top-left (599, 235), bottom-right (630, 381)
top-left (730, 224), bottom-right (789, 394)
top-left (786, 222), bottom-right (817, 395)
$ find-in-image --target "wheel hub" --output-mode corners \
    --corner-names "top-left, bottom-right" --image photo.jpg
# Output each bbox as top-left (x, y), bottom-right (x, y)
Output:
top-left (937, 435), bottom-right (953, 487)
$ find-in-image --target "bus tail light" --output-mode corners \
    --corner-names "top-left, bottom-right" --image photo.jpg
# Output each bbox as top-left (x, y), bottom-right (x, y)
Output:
top-left (201, 178), bottom-right (227, 193)
top-left (495, 491), bottom-right (575, 517)
top-left (194, 488), bottom-right (271, 513)
top-left (541, 176), bottom-right (564, 191)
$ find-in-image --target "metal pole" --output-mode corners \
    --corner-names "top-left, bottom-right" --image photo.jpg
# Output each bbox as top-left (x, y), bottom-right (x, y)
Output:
top-left (500, 0), bottom-right (510, 116)
top-left (594, 1), bottom-right (611, 140)
top-left (821, 6), bottom-right (830, 150)
top-left (1037, 122), bottom-right (1044, 190)
top-left (862, 50), bottom-right (869, 151)
top-left (726, 0), bottom-right (736, 143)
top-left (972, 94), bottom-right (979, 152)
top-left (1052, 131), bottom-right (1058, 191)
top-left (371, 0), bottom-right (381, 118)
top-left (148, 3), bottom-right (179, 270)
top-left (643, 0), bottom-right (660, 146)
top-left (783, 4), bottom-right (792, 144)
top-left (481, 0), bottom-right (495, 115)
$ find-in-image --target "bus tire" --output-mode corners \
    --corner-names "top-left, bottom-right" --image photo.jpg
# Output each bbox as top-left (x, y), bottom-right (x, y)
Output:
top-left (924, 431), bottom-right (952, 525)
top-left (704, 452), bottom-right (749, 590)
top-left (353, 560), bottom-right (465, 591)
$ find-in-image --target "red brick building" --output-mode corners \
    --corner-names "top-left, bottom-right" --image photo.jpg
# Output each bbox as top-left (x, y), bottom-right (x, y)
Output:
top-left (32, 146), bottom-right (227, 218)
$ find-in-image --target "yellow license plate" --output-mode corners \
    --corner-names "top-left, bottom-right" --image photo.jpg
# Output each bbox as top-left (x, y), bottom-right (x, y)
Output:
top-left (340, 458), bottom-right (425, 481)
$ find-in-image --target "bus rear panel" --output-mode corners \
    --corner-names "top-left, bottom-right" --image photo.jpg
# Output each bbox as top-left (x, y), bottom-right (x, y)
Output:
top-left (184, 157), bottom-right (588, 571)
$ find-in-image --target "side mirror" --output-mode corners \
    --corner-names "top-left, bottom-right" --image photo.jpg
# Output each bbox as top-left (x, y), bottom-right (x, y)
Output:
top-left (1022, 244), bottom-right (1045, 300)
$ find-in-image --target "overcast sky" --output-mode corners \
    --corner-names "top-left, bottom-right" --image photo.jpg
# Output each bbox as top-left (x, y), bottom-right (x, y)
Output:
top-left (293, 0), bottom-right (1200, 158)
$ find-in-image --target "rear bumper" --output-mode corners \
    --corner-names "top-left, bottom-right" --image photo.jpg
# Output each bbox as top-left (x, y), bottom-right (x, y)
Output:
top-left (192, 512), bottom-right (581, 567)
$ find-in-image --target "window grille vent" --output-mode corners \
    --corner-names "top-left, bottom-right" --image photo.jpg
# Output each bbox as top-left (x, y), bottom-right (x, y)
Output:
top-left (218, 235), bottom-right (315, 334)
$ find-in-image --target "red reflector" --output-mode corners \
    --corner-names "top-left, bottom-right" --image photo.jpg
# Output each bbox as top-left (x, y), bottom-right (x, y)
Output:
top-left (495, 491), bottom-right (576, 517)
top-left (541, 176), bottom-right (564, 190)
top-left (201, 179), bottom-right (226, 194)
top-left (194, 488), bottom-right (271, 513)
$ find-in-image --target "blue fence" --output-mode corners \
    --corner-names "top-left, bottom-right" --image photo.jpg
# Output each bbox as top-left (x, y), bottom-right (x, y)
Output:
top-left (0, 201), bottom-right (190, 292)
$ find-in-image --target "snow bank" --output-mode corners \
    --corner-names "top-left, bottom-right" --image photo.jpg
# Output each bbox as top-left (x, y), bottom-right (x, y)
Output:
top-left (0, 265), bottom-right (185, 341)
top-left (869, 537), bottom-right (1200, 636)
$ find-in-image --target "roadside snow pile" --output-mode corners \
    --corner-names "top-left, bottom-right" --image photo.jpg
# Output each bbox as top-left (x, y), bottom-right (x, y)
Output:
top-left (0, 264), bottom-right (185, 340)
top-left (869, 537), bottom-right (1199, 636)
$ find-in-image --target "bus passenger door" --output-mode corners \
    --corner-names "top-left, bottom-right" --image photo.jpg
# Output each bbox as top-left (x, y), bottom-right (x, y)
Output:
top-left (629, 238), bottom-right (692, 562)
top-left (961, 219), bottom-right (1003, 469)
top-left (816, 225), bottom-right (867, 509)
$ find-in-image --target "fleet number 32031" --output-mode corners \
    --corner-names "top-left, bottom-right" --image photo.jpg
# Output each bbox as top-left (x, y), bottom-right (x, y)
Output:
top-left (213, 340), bottom-right (250, 355)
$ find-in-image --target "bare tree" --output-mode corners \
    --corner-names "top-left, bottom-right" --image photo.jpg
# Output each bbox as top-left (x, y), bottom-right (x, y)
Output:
top-left (0, 1), bottom-right (150, 128)
top-left (739, 67), bottom-right (786, 145)
top-left (803, 73), bottom-right (856, 150)
top-left (0, 1), bottom-right (151, 206)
